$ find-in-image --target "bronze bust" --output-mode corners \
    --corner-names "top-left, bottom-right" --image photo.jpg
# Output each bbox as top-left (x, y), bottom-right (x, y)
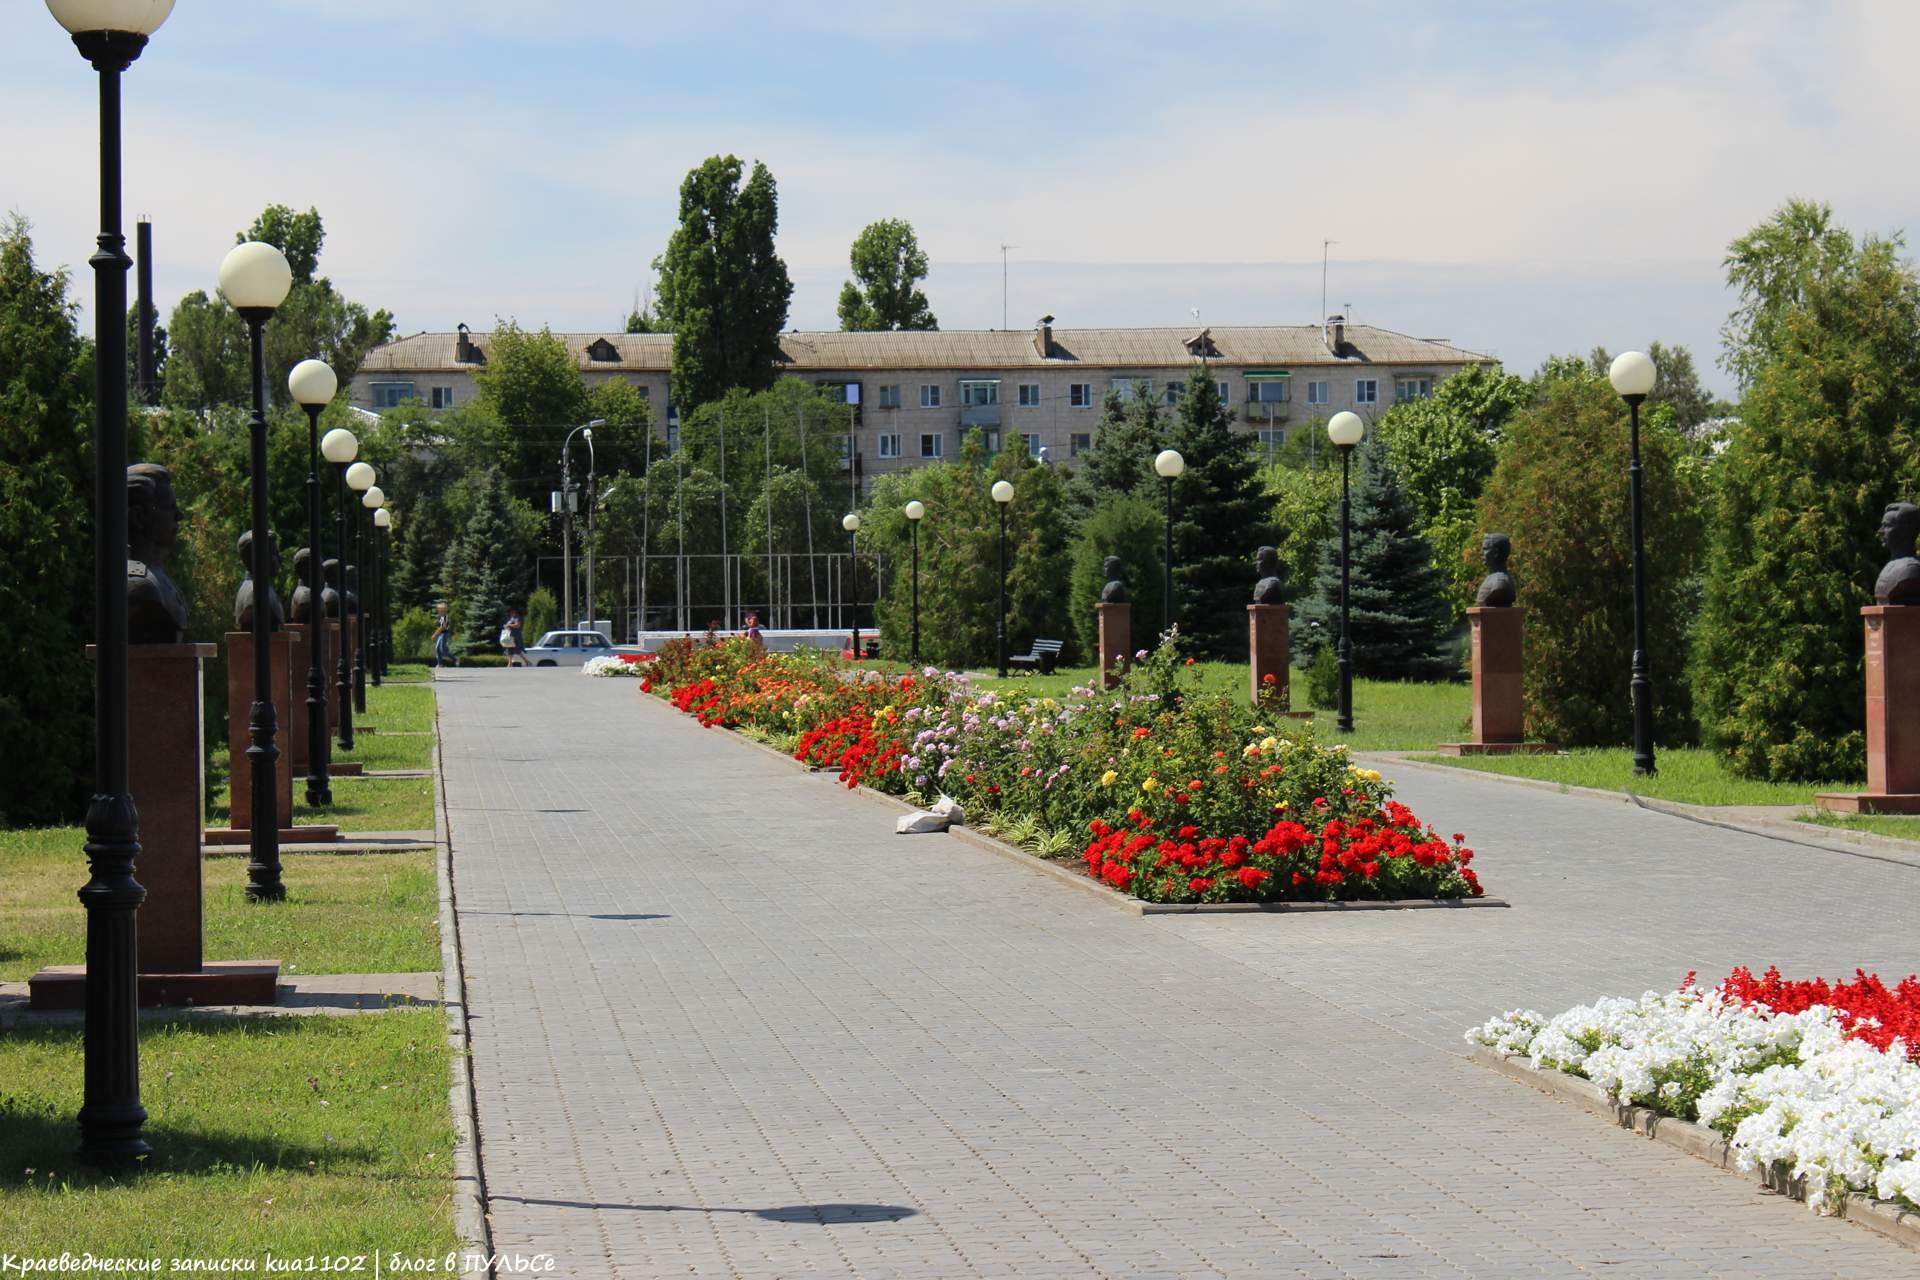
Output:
top-left (1252, 545), bottom-right (1287, 605)
top-left (291, 547), bottom-right (317, 624)
top-left (1876, 502), bottom-right (1920, 606)
top-left (322, 559), bottom-right (345, 618)
top-left (233, 530), bottom-right (284, 630)
top-left (1475, 533), bottom-right (1517, 607)
top-left (1099, 555), bottom-right (1128, 604)
top-left (127, 463), bottom-right (190, 644)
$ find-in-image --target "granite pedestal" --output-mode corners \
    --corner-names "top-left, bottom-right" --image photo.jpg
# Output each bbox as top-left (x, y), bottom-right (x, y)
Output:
top-left (204, 630), bottom-right (337, 844)
top-left (1247, 603), bottom-right (1311, 718)
top-left (1818, 605), bottom-right (1920, 814)
top-left (1096, 602), bottom-right (1131, 691)
top-left (1438, 607), bottom-right (1557, 756)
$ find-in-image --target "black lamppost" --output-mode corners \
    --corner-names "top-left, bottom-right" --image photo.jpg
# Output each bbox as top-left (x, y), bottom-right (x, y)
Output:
top-left (289, 359), bottom-right (336, 807)
top-left (373, 506), bottom-right (393, 675)
top-left (904, 500), bottom-right (924, 663)
top-left (367, 488), bottom-right (382, 688)
top-left (359, 484), bottom-right (384, 697)
top-left (218, 240), bottom-right (295, 903)
top-left (992, 479), bottom-right (1014, 677)
top-left (1609, 350), bottom-right (1659, 777)
top-left (321, 427), bottom-right (360, 749)
top-left (346, 463), bottom-right (376, 713)
top-left (842, 512), bottom-right (861, 658)
top-left (48, 0), bottom-right (175, 1168)
top-left (1154, 449), bottom-right (1184, 636)
top-left (1327, 411), bottom-right (1365, 733)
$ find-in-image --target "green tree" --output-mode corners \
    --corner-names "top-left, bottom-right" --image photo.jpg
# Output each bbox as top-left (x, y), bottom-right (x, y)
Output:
top-left (471, 321), bottom-right (590, 494)
top-left (1067, 381), bottom-right (1164, 513)
top-left (655, 156), bottom-right (793, 410)
top-left (1693, 202), bottom-right (1920, 780)
top-left (241, 204), bottom-right (325, 283)
top-left (837, 218), bottom-right (937, 331)
top-left (442, 467), bottom-right (530, 651)
top-left (1587, 341), bottom-right (1717, 437)
top-left (1476, 372), bottom-right (1705, 745)
top-left (1067, 492), bottom-right (1165, 662)
top-left (1258, 459), bottom-right (1338, 602)
top-left (1379, 364), bottom-right (1532, 617)
top-left (1295, 434), bottom-right (1455, 681)
top-left (996, 448), bottom-right (1073, 660)
top-left (1162, 367), bottom-right (1275, 658)
top-left (0, 216), bottom-right (95, 823)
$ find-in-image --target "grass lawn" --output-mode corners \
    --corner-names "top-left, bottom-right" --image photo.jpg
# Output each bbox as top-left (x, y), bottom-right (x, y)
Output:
top-left (383, 661), bottom-right (433, 683)
top-left (0, 826), bottom-right (439, 982)
top-left (978, 662), bottom-right (1471, 751)
top-left (0, 1011), bottom-right (456, 1261)
top-left (206, 775), bottom-right (435, 833)
top-left (335, 730), bottom-right (435, 772)
top-left (1798, 810), bottom-right (1920, 841)
top-left (1405, 747), bottom-right (1861, 808)
top-left (357, 682), bottom-right (437, 733)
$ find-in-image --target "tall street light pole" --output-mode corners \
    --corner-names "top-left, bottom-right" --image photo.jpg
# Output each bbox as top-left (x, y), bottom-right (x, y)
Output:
top-left (374, 507), bottom-right (392, 674)
top-left (1154, 449), bottom-right (1185, 638)
top-left (584, 429), bottom-right (598, 636)
top-left (992, 480), bottom-right (1014, 677)
top-left (321, 428), bottom-right (358, 750)
top-left (289, 360), bottom-right (336, 807)
top-left (1609, 350), bottom-right (1660, 777)
top-left (219, 241), bottom-right (294, 904)
top-left (842, 512), bottom-right (861, 658)
top-left (1327, 411), bottom-right (1365, 733)
top-left (904, 500), bottom-right (924, 663)
top-left (48, 0), bottom-right (176, 1168)
top-left (346, 464), bottom-right (376, 712)
top-left (361, 487), bottom-right (385, 689)
top-left (559, 420), bottom-right (603, 631)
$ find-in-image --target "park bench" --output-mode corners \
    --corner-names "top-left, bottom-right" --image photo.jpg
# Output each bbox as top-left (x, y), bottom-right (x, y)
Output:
top-left (1008, 638), bottom-right (1065, 674)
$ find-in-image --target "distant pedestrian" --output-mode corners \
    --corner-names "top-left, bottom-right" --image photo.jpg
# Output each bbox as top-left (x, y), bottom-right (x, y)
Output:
top-left (745, 611), bottom-right (764, 648)
top-left (432, 605), bottom-right (452, 668)
top-left (503, 609), bottom-right (528, 667)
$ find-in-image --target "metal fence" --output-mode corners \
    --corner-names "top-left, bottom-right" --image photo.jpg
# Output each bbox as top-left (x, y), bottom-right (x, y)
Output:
top-left (535, 552), bottom-right (889, 643)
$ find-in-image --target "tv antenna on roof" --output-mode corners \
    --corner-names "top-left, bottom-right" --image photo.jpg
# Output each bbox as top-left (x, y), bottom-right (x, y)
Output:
top-left (1000, 242), bottom-right (1018, 330)
top-left (1322, 239), bottom-right (1338, 323)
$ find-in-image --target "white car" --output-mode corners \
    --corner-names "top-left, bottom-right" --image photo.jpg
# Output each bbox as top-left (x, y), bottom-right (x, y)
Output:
top-left (523, 629), bottom-right (615, 667)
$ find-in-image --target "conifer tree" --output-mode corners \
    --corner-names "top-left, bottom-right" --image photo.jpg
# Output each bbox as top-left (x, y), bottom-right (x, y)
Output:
top-left (1295, 434), bottom-right (1454, 681)
top-left (443, 467), bottom-right (523, 652)
top-left (1161, 367), bottom-right (1275, 658)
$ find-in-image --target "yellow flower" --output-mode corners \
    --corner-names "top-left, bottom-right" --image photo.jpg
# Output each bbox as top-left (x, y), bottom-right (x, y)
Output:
top-left (1260, 736), bottom-right (1279, 752)
top-left (1100, 769), bottom-right (1118, 786)
top-left (1141, 777), bottom-right (1159, 793)
top-left (1243, 743), bottom-right (1262, 758)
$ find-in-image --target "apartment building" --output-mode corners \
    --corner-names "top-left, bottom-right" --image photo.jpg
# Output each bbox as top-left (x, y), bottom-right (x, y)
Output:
top-left (349, 316), bottom-right (1492, 484)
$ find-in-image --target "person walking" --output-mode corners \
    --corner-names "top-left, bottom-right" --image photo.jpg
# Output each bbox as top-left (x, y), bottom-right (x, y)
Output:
top-left (432, 605), bottom-right (453, 669)
top-left (503, 609), bottom-right (528, 667)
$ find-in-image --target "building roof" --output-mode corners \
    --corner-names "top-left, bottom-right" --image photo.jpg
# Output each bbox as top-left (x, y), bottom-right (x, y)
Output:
top-left (355, 323), bottom-right (1491, 378)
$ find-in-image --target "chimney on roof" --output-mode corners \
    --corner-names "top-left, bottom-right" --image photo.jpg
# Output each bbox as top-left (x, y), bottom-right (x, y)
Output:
top-left (455, 322), bottom-right (476, 364)
top-left (1035, 314), bottom-right (1054, 358)
top-left (1324, 314), bottom-right (1345, 356)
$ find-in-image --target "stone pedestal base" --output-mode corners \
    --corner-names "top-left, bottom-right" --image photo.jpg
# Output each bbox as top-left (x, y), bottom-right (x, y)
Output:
top-left (285, 623), bottom-right (319, 773)
top-left (225, 630), bottom-right (294, 830)
top-left (1439, 607), bottom-right (1556, 754)
top-left (1248, 603), bottom-right (1292, 710)
top-left (329, 761), bottom-right (365, 777)
top-left (1096, 602), bottom-right (1131, 690)
top-left (30, 961), bottom-right (281, 1010)
top-left (1817, 605), bottom-right (1920, 816)
top-left (324, 620), bottom-right (343, 731)
top-left (203, 824), bottom-right (338, 845)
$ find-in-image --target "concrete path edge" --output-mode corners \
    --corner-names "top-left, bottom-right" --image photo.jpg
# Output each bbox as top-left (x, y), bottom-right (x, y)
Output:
top-left (1470, 1045), bottom-right (1920, 1253)
top-left (432, 683), bottom-right (493, 1273)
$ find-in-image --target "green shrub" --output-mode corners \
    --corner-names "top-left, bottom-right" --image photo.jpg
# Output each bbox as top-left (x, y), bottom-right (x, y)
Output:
top-left (1067, 493), bottom-right (1165, 662)
top-left (393, 606), bottom-right (436, 661)
top-left (1306, 646), bottom-right (1339, 711)
top-left (525, 586), bottom-right (558, 644)
top-left (1476, 373), bottom-right (1704, 746)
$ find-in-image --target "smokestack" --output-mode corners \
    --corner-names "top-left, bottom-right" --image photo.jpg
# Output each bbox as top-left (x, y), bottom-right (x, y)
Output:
top-left (1325, 313), bottom-right (1345, 356)
top-left (1034, 314), bottom-right (1054, 358)
top-left (136, 219), bottom-right (155, 403)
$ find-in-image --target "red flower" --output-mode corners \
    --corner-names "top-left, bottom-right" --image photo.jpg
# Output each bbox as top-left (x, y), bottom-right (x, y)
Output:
top-left (1183, 657), bottom-right (1196, 665)
top-left (639, 676), bottom-right (653, 693)
top-left (1132, 726), bottom-right (1151, 739)
top-left (1186, 779), bottom-right (1204, 791)
top-left (1235, 867), bottom-right (1269, 889)
top-left (1261, 672), bottom-right (1276, 685)
top-left (1188, 877), bottom-right (1214, 893)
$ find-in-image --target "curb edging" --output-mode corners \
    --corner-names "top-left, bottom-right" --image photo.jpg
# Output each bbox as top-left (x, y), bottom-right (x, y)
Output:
top-left (431, 682), bottom-right (494, 1275)
top-left (1470, 1045), bottom-right (1920, 1253)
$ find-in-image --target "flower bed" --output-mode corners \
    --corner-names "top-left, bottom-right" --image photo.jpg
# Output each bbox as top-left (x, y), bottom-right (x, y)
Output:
top-left (582, 654), bottom-right (643, 677)
top-left (1468, 968), bottom-right (1920, 1214)
top-left (648, 634), bottom-right (1483, 906)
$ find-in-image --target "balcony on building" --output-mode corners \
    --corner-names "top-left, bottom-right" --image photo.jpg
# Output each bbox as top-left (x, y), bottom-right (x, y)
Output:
top-left (959, 378), bottom-right (1001, 427)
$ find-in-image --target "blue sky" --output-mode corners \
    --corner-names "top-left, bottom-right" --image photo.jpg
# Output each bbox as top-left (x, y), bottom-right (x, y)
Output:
top-left (6, 1), bottom-right (1917, 396)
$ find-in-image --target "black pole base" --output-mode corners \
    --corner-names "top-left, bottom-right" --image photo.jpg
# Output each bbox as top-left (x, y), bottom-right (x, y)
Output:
top-left (77, 1104), bottom-right (152, 1170)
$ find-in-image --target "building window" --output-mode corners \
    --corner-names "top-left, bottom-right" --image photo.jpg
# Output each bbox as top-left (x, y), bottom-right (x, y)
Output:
top-left (920, 432), bottom-right (944, 459)
top-left (1217, 380), bottom-right (1231, 403)
top-left (1109, 377), bottom-right (1154, 402)
top-left (920, 384), bottom-right (943, 408)
top-left (1249, 380), bottom-right (1290, 404)
top-left (370, 381), bottom-right (415, 408)
top-left (635, 385), bottom-right (651, 400)
top-left (878, 384), bottom-right (901, 409)
top-left (430, 386), bottom-right (456, 409)
top-left (1026, 434), bottom-right (1045, 460)
top-left (977, 427), bottom-right (1002, 454)
top-left (1068, 383), bottom-right (1094, 408)
top-left (1070, 431), bottom-right (1092, 457)
top-left (1164, 381), bottom-right (1186, 405)
top-left (960, 379), bottom-right (1000, 406)
top-left (1395, 376), bottom-right (1434, 402)
top-left (1355, 379), bottom-right (1378, 404)
top-left (1017, 383), bottom-right (1041, 407)
top-left (878, 433), bottom-right (902, 459)
top-left (1257, 428), bottom-right (1287, 449)
top-left (665, 424), bottom-right (680, 452)
top-left (836, 436), bottom-right (853, 469)
top-left (1306, 380), bottom-right (1330, 406)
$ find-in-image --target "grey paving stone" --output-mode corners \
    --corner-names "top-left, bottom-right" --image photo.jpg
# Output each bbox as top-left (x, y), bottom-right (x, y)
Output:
top-left (439, 670), bottom-right (1919, 1279)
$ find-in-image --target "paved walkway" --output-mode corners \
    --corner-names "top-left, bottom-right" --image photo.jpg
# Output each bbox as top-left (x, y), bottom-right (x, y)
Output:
top-left (437, 670), bottom-right (1918, 1279)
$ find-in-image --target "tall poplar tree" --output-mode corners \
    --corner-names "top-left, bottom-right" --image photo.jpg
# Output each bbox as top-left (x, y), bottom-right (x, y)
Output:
top-left (837, 219), bottom-right (937, 331)
top-left (656, 156), bottom-right (793, 410)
